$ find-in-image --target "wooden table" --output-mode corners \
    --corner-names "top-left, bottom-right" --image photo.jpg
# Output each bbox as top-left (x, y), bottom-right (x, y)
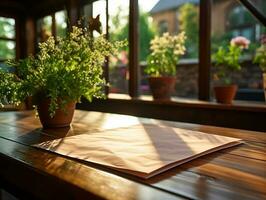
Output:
top-left (0, 110), bottom-right (265, 200)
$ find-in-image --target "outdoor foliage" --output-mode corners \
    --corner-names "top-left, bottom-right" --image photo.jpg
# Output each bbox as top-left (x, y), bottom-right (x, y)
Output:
top-left (178, 3), bottom-right (199, 58)
top-left (0, 17), bottom-right (15, 60)
top-left (146, 32), bottom-right (186, 77)
top-left (109, 8), bottom-right (155, 62)
top-left (0, 26), bottom-right (126, 117)
top-left (254, 36), bottom-right (266, 72)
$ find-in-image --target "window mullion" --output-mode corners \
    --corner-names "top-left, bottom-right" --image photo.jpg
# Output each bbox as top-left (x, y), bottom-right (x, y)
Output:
top-left (198, 0), bottom-right (212, 101)
top-left (128, 0), bottom-right (139, 98)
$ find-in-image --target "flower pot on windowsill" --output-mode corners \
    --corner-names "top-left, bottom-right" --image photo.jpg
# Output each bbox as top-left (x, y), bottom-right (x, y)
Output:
top-left (214, 85), bottom-right (238, 104)
top-left (148, 76), bottom-right (176, 100)
top-left (37, 98), bottom-right (76, 128)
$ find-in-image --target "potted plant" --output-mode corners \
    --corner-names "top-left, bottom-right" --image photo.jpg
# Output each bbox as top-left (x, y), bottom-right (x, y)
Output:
top-left (0, 26), bottom-right (126, 128)
top-left (254, 35), bottom-right (266, 102)
top-left (145, 32), bottom-right (186, 100)
top-left (212, 36), bottom-right (250, 104)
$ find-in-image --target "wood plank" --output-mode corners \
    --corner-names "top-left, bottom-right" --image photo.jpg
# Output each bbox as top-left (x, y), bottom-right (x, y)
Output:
top-left (1, 136), bottom-right (265, 200)
top-left (0, 137), bottom-right (185, 200)
top-left (220, 143), bottom-right (266, 161)
top-left (1, 110), bottom-right (265, 146)
top-left (143, 119), bottom-right (266, 144)
top-left (198, 151), bottom-right (266, 178)
top-left (1, 111), bottom-right (265, 156)
top-left (183, 161), bottom-right (266, 194)
top-left (0, 110), bottom-right (265, 200)
top-left (142, 148), bottom-right (266, 200)
top-left (147, 168), bottom-right (266, 200)
top-left (147, 151), bottom-right (266, 198)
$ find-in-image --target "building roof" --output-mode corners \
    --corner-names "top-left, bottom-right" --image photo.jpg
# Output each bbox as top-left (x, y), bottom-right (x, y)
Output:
top-left (150, 0), bottom-right (199, 14)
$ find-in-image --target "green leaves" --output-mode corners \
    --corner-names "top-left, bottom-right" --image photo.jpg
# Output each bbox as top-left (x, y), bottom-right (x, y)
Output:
top-left (254, 44), bottom-right (266, 72)
top-left (0, 70), bottom-right (22, 106)
top-left (212, 45), bottom-right (243, 84)
top-left (0, 26), bottom-right (126, 117)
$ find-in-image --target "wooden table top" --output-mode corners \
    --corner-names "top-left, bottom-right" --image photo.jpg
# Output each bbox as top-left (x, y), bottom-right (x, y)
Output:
top-left (0, 110), bottom-right (265, 200)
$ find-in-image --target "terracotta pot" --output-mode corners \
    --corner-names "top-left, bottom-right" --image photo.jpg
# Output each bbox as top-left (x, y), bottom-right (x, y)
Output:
top-left (37, 99), bottom-right (76, 128)
top-left (263, 73), bottom-right (266, 102)
top-left (148, 76), bottom-right (176, 100)
top-left (214, 85), bottom-right (238, 104)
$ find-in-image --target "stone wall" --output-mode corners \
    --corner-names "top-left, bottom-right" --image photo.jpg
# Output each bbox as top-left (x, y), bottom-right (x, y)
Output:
top-left (109, 60), bottom-right (264, 99)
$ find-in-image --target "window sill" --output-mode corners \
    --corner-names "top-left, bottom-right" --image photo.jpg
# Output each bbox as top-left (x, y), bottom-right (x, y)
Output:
top-left (77, 93), bottom-right (266, 131)
top-left (107, 93), bottom-right (266, 112)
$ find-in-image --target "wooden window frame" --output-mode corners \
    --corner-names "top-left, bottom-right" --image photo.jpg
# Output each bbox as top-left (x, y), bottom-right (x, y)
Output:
top-left (77, 0), bottom-right (213, 100)
top-left (74, 0), bottom-right (266, 131)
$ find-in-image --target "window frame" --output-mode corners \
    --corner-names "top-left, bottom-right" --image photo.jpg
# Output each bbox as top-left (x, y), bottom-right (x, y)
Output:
top-left (115, 0), bottom-right (265, 101)
top-left (7, 0), bottom-right (261, 130)
top-left (36, 9), bottom-right (68, 45)
top-left (0, 16), bottom-right (16, 62)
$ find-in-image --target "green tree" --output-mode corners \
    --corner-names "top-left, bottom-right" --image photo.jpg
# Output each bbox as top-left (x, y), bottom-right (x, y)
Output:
top-left (0, 17), bottom-right (15, 60)
top-left (109, 9), bottom-right (155, 62)
top-left (139, 12), bottom-right (156, 62)
top-left (110, 7), bottom-right (128, 42)
top-left (178, 3), bottom-right (199, 58)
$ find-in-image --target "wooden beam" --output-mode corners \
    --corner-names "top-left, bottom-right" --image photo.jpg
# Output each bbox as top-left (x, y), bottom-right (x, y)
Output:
top-left (16, 16), bottom-right (27, 59)
top-left (25, 17), bottom-right (36, 56)
top-left (66, 0), bottom-right (80, 27)
top-left (51, 13), bottom-right (56, 38)
top-left (105, 0), bottom-right (110, 95)
top-left (198, 0), bottom-right (212, 101)
top-left (128, 0), bottom-right (139, 97)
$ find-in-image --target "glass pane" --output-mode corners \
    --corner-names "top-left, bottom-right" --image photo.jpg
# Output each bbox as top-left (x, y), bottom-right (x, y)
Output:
top-left (108, 0), bottom-right (129, 94)
top-left (92, 0), bottom-right (107, 36)
top-left (211, 0), bottom-right (266, 102)
top-left (43, 15), bottom-right (52, 34)
top-left (55, 10), bottom-right (67, 37)
top-left (37, 15), bottom-right (52, 43)
top-left (248, 0), bottom-right (266, 18)
top-left (139, 0), bottom-right (199, 99)
top-left (82, 3), bottom-right (93, 27)
top-left (0, 17), bottom-right (15, 39)
top-left (0, 40), bottom-right (15, 60)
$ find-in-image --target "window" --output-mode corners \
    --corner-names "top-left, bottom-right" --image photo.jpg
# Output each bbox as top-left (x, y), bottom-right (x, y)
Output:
top-left (37, 10), bottom-right (67, 43)
top-left (108, 0), bottom-right (129, 94)
top-left (139, 1), bottom-right (199, 99)
top-left (0, 17), bottom-right (16, 61)
top-left (159, 20), bottom-right (168, 34)
top-left (92, 0), bottom-right (107, 36)
top-left (56, 11), bottom-right (68, 37)
top-left (211, 0), bottom-right (266, 101)
top-left (82, 0), bottom-right (107, 36)
top-left (77, 0), bottom-right (265, 103)
top-left (81, 0), bottom-right (129, 94)
top-left (227, 5), bottom-right (257, 41)
top-left (247, 0), bottom-right (266, 18)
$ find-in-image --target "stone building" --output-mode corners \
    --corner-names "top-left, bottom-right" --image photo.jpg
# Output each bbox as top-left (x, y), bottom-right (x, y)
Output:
top-left (150, 0), bottom-right (265, 42)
